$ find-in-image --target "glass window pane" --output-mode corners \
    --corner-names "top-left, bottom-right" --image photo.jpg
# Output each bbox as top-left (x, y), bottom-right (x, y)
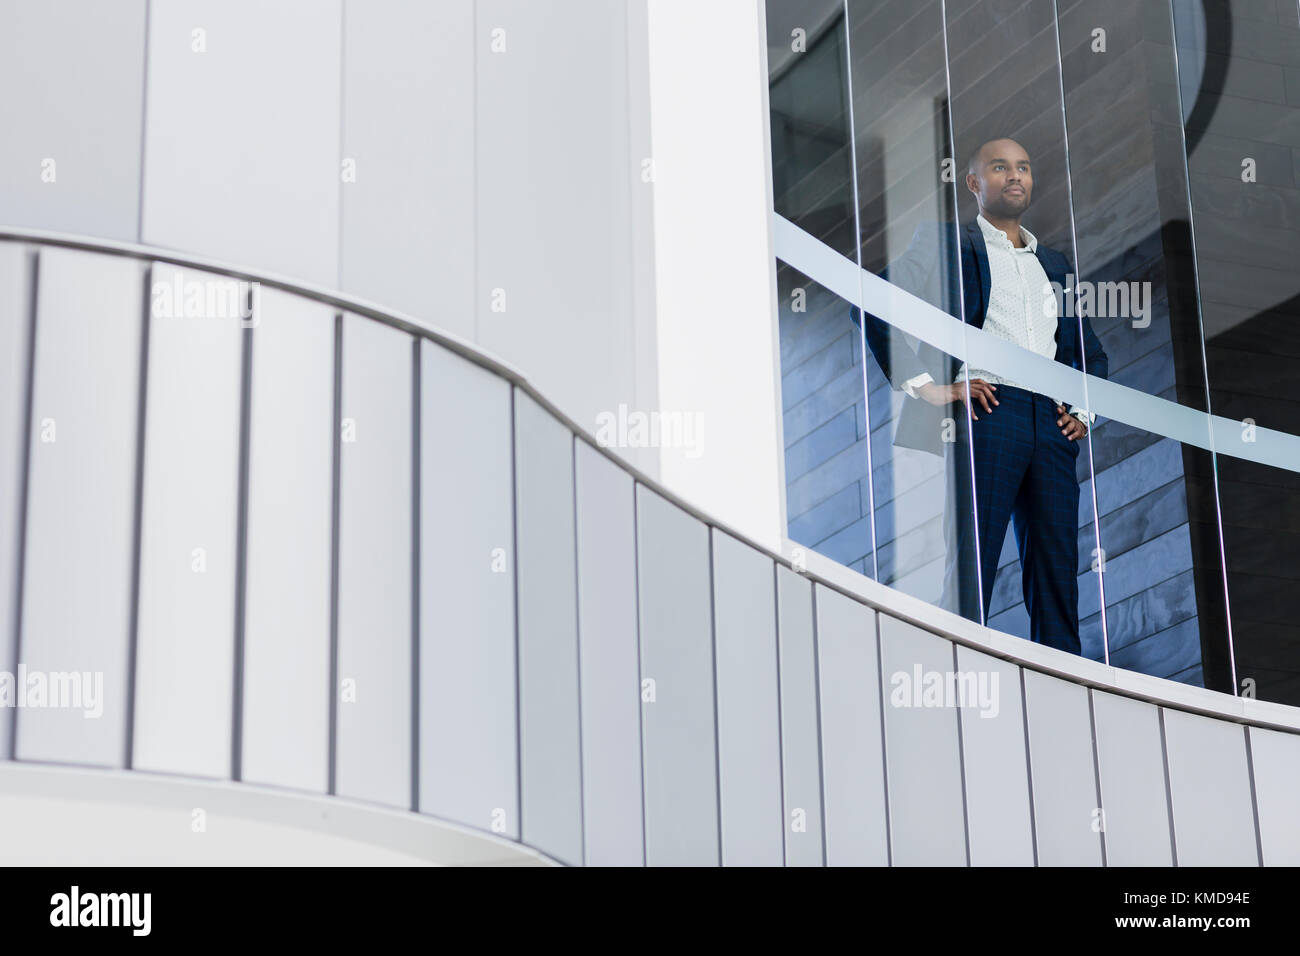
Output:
top-left (941, 0), bottom-right (1102, 653)
top-left (768, 8), bottom-right (877, 576)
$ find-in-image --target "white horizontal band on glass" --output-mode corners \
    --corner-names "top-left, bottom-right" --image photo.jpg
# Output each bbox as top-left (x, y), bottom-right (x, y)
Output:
top-left (773, 212), bottom-right (1300, 473)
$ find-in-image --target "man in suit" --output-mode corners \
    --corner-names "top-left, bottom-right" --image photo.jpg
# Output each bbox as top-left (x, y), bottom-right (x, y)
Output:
top-left (851, 138), bottom-right (1107, 655)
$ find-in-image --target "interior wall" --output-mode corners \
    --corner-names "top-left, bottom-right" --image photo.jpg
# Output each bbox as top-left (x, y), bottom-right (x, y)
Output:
top-left (0, 0), bottom-right (663, 481)
top-left (645, 0), bottom-right (787, 551)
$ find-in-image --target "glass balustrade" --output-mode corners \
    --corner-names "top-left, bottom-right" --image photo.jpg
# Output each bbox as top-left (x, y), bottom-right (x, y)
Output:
top-left (767, 0), bottom-right (1300, 706)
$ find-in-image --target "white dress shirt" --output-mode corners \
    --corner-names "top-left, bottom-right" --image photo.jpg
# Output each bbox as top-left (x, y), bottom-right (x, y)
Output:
top-left (901, 214), bottom-right (1093, 427)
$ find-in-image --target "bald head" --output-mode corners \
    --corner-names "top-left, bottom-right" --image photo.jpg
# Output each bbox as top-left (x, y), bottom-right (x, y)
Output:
top-left (965, 138), bottom-right (1033, 219)
top-left (966, 138), bottom-right (1027, 175)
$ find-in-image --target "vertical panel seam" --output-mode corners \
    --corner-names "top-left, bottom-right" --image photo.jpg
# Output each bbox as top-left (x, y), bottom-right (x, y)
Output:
top-left (327, 313), bottom-right (342, 795)
top-left (571, 435), bottom-right (587, 866)
top-left (509, 386), bottom-right (523, 841)
top-left (632, 483), bottom-right (648, 866)
top-left (230, 284), bottom-right (256, 780)
top-left (1087, 689), bottom-right (1107, 866)
top-left (336, 0), bottom-right (346, 291)
top-left (122, 260), bottom-right (150, 770)
top-left (811, 585), bottom-right (829, 866)
top-left (471, 0), bottom-right (480, 344)
top-left (7, 250), bottom-right (40, 761)
top-left (1158, 707), bottom-right (1178, 866)
top-left (1020, 668), bottom-right (1040, 866)
top-left (620, 0), bottom-right (640, 460)
top-left (874, 609), bottom-right (892, 866)
top-left (951, 642), bottom-right (971, 867)
top-left (1243, 725), bottom-right (1264, 867)
top-left (772, 564), bottom-right (787, 867)
top-left (136, 0), bottom-right (152, 244)
top-left (873, 613), bottom-right (894, 868)
top-left (707, 528), bottom-right (723, 866)
top-left (410, 338), bottom-right (421, 813)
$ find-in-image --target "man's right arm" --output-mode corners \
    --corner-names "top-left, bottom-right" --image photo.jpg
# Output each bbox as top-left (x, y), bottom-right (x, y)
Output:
top-left (849, 222), bottom-right (944, 392)
top-left (901, 372), bottom-right (934, 398)
top-left (850, 303), bottom-right (932, 388)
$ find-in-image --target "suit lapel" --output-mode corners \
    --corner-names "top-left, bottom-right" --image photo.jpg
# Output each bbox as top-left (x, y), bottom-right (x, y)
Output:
top-left (964, 221), bottom-right (990, 328)
top-left (966, 221), bottom-right (1076, 367)
top-left (1034, 245), bottom-right (1072, 364)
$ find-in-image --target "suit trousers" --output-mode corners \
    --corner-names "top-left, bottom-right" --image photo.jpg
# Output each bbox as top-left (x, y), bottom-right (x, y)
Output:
top-left (939, 383), bottom-right (1082, 654)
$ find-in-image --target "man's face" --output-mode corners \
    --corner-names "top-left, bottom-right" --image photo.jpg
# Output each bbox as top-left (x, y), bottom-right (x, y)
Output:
top-left (966, 140), bottom-right (1033, 218)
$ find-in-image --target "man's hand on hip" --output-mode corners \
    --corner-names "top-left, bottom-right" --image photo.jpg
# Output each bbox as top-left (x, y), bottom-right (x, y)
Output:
top-left (1057, 404), bottom-right (1088, 440)
top-left (918, 378), bottom-right (998, 420)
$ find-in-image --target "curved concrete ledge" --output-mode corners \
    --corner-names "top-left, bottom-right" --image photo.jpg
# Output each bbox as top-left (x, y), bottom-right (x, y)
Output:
top-left (0, 762), bottom-right (556, 866)
top-left (0, 225), bottom-right (1282, 735)
top-left (798, 544), bottom-right (1300, 736)
top-left (2, 227), bottom-right (1297, 867)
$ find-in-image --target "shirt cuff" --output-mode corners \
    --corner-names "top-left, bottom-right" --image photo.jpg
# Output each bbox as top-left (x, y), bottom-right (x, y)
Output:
top-left (1052, 399), bottom-right (1095, 428)
top-left (902, 372), bottom-right (934, 399)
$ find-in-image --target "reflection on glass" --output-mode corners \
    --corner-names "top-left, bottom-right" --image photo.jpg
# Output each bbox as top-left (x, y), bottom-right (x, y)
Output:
top-left (940, 0), bottom-right (1103, 657)
top-left (844, 0), bottom-right (968, 610)
top-left (778, 271), bottom-right (877, 578)
top-left (1172, 0), bottom-right (1300, 704)
top-left (1055, 0), bottom-right (1227, 690)
top-left (1087, 418), bottom-right (1218, 685)
top-left (768, 10), bottom-right (876, 576)
top-left (765, 0), bottom-right (1300, 702)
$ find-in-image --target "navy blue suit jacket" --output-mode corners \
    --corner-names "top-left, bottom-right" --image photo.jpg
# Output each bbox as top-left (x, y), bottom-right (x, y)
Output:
top-left (850, 220), bottom-right (1108, 456)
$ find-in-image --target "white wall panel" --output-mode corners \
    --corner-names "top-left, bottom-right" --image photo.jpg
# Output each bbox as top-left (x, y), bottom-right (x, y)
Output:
top-left (645, 0), bottom-right (784, 549)
top-left (17, 249), bottom-right (143, 766)
top-left (711, 530), bottom-right (783, 866)
top-left (476, 0), bottom-right (640, 461)
top-left (341, 0), bottom-right (475, 336)
top-left (1164, 708), bottom-right (1258, 866)
top-left (775, 566), bottom-right (824, 866)
top-left (575, 441), bottom-right (644, 865)
top-left (636, 485), bottom-right (719, 866)
top-left (818, 588), bottom-right (889, 865)
top-left (1023, 669), bottom-right (1103, 865)
top-left (1092, 691), bottom-right (1173, 865)
top-left (879, 614), bottom-right (965, 865)
top-left (0, 244), bottom-right (31, 760)
top-left (1249, 725), bottom-right (1300, 866)
top-left (335, 315), bottom-right (412, 808)
top-left (956, 646), bottom-right (1034, 866)
top-left (0, 0), bottom-right (146, 240)
top-left (141, 0), bottom-right (341, 286)
top-left (419, 341), bottom-right (518, 838)
top-left (514, 390), bottom-right (583, 864)
top-left (240, 290), bottom-right (335, 793)
top-left (133, 265), bottom-right (244, 778)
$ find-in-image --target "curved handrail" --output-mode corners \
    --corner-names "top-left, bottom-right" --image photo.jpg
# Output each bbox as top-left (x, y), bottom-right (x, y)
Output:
top-left (773, 213), bottom-right (1300, 473)
top-left (3, 225), bottom-right (1299, 738)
